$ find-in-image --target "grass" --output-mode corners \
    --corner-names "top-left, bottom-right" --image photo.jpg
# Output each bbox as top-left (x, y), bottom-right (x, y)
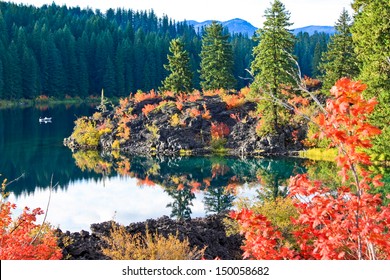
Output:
top-left (0, 99), bottom-right (33, 108)
top-left (299, 148), bottom-right (337, 162)
top-left (0, 96), bottom-right (120, 109)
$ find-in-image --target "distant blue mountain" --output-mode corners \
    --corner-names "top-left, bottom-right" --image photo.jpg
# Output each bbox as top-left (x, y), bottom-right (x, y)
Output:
top-left (186, 18), bottom-right (257, 37)
top-left (186, 19), bottom-right (335, 37)
top-left (292, 25), bottom-right (336, 36)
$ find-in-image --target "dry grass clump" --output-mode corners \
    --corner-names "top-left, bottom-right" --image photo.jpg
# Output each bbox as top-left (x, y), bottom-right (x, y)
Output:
top-left (102, 223), bottom-right (205, 260)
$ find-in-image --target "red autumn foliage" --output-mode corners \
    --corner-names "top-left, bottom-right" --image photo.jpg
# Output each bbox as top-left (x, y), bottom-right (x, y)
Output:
top-left (233, 78), bottom-right (390, 260)
top-left (302, 75), bottom-right (321, 90)
top-left (0, 181), bottom-right (62, 260)
top-left (231, 209), bottom-right (296, 260)
top-left (136, 176), bottom-right (156, 187)
top-left (176, 101), bottom-right (183, 111)
top-left (230, 113), bottom-right (241, 122)
top-left (210, 122), bottom-right (230, 140)
top-left (189, 181), bottom-right (202, 193)
top-left (142, 104), bottom-right (158, 117)
top-left (221, 93), bottom-right (245, 110)
top-left (187, 91), bottom-right (202, 102)
top-left (202, 104), bottom-right (211, 120)
top-left (188, 108), bottom-right (201, 118)
top-left (134, 90), bottom-right (159, 103)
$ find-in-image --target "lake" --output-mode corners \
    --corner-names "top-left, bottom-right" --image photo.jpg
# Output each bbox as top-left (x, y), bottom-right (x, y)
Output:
top-left (1, 104), bottom-right (387, 232)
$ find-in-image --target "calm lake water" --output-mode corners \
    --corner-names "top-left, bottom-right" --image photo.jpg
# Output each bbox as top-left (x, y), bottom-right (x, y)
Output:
top-left (1, 104), bottom-right (387, 232)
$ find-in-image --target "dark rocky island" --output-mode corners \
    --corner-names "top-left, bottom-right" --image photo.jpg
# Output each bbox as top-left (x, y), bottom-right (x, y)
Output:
top-left (64, 91), bottom-right (306, 157)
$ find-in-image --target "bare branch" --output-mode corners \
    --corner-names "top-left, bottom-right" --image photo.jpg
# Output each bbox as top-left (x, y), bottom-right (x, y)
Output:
top-left (4, 173), bottom-right (25, 187)
top-left (30, 174), bottom-right (58, 245)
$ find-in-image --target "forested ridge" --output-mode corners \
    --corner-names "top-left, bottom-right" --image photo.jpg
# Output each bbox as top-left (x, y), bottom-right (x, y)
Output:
top-left (0, 2), bottom-right (328, 100)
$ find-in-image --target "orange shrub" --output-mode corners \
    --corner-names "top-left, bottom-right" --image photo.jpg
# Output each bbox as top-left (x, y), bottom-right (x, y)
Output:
top-left (188, 108), bottom-right (201, 118)
top-left (202, 104), bottom-right (211, 120)
top-left (221, 94), bottom-right (245, 110)
top-left (0, 180), bottom-right (62, 260)
top-left (142, 104), bottom-right (158, 117)
top-left (134, 90), bottom-right (159, 103)
top-left (203, 90), bottom-right (219, 97)
top-left (210, 122), bottom-right (230, 139)
top-left (303, 75), bottom-right (321, 89)
top-left (176, 101), bottom-right (183, 111)
top-left (187, 91), bottom-right (202, 102)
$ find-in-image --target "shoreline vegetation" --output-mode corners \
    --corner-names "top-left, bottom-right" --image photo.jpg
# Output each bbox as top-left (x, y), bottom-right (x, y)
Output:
top-left (0, 95), bottom-right (120, 109)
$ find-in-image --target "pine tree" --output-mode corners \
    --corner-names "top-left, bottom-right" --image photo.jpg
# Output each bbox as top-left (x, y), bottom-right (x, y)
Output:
top-left (46, 35), bottom-right (66, 98)
top-left (123, 39), bottom-right (135, 94)
top-left (160, 38), bottom-right (193, 94)
top-left (0, 10), bottom-right (7, 45)
top-left (199, 21), bottom-right (236, 90)
top-left (0, 59), bottom-right (3, 99)
top-left (352, 0), bottom-right (390, 162)
top-left (76, 33), bottom-right (89, 97)
top-left (115, 41), bottom-right (126, 97)
top-left (103, 57), bottom-right (116, 97)
top-left (251, 0), bottom-right (296, 132)
top-left (319, 9), bottom-right (359, 91)
top-left (4, 42), bottom-right (22, 99)
top-left (21, 47), bottom-right (39, 99)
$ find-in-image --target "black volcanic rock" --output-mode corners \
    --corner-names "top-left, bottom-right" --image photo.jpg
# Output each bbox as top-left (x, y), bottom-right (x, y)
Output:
top-left (57, 213), bottom-right (243, 260)
top-left (64, 92), bottom-right (306, 156)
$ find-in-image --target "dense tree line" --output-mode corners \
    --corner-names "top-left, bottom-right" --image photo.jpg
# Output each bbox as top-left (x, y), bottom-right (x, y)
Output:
top-left (0, 2), bottom-right (332, 100)
top-left (294, 31), bottom-right (330, 78)
top-left (0, 2), bottom-right (254, 99)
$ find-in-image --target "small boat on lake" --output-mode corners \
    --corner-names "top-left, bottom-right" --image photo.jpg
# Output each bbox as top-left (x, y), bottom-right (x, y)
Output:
top-left (39, 117), bottom-right (52, 123)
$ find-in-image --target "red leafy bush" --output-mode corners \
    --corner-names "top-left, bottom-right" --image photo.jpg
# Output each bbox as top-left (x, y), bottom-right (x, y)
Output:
top-left (233, 78), bottom-right (390, 260)
top-left (0, 180), bottom-right (62, 260)
top-left (210, 122), bottom-right (230, 140)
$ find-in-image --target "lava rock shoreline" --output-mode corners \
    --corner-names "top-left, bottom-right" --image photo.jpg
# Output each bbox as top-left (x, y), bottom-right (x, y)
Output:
top-left (57, 213), bottom-right (243, 260)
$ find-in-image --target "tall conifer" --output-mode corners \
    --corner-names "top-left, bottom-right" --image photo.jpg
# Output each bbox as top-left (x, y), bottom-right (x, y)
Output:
top-left (251, 0), bottom-right (296, 132)
top-left (160, 38), bottom-right (193, 94)
top-left (199, 22), bottom-right (236, 90)
top-left (319, 9), bottom-right (359, 91)
top-left (352, 0), bottom-right (390, 162)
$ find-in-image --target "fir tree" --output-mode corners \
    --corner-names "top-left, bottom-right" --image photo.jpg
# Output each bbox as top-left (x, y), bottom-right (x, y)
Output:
top-left (352, 0), bottom-right (390, 162)
top-left (21, 47), bottom-right (39, 99)
top-left (4, 42), bottom-right (22, 99)
top-left (199, 21), bottom-right (236, 90)
top-left (319, 9), bottom-right (359, 91)
top-left (0, 59), bottom-right (3, 99)
top-left (251, 0), bottom-right (296, 132)
top-left (160, 38), bottom-right (193, 94)
top-left (103, 57), bottom-right (116, 97)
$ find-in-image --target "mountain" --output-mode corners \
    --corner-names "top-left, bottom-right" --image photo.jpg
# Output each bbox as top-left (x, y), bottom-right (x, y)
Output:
top-left (292, 25), bottom-right (336, 36)
top-left (186, 18), bottom-right (257, 37)
top-left (186, 19), bottom-right (336, 37)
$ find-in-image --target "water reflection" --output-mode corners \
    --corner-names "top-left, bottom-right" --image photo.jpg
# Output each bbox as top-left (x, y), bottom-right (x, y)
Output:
top-left (71, 152), bottom-right (309, 219)
top-left (3, 105), bottom-right (388, 231)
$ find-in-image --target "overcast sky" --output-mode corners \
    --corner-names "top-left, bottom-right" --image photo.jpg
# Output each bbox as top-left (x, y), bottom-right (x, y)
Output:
top-left (6, 0), bottom-right (354, 28)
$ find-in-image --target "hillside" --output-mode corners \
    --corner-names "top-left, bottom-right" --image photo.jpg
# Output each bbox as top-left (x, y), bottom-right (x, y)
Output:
top-left (187, 18), bottom-right (257, 36)
top-left (186, 19), bottom-right (335, 37)
top-left (292, 25), bottom-right (336, 36)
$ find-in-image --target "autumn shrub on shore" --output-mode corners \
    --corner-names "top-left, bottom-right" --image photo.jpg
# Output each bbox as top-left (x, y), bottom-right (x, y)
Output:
top-left (232, 79), bottom-right (390, 260)
top-left (102, 222), bottom-right (205, 260)
top-left (0, 177), bottom-right (62, 260)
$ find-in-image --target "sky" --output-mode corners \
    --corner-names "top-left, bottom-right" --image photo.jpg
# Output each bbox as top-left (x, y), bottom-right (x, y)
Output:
top-left (6, 0), bottom-right (354, 28)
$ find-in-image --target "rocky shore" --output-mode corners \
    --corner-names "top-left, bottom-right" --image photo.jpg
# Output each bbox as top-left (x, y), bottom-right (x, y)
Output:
top-left (57, 213), bottom-right (243, 260)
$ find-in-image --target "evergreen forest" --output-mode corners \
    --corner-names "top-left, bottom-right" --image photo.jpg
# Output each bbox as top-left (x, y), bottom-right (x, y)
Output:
top-left (0, 2), bottom-right (328, 100)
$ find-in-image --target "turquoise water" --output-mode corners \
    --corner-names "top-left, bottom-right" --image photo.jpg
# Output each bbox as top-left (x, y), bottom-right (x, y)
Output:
top-left (1, 105), bottom-right (387, 232)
